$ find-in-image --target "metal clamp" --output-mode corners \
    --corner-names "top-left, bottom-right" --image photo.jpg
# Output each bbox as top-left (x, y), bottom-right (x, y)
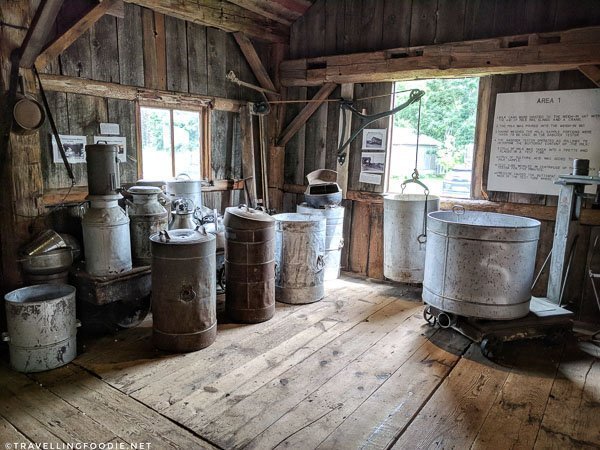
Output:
top-left (400, 170), bottom-right (430, 196)
top-left (417, 234), bottom-right (427, 244)
top-left (452, 204), bottom-right (465, 215)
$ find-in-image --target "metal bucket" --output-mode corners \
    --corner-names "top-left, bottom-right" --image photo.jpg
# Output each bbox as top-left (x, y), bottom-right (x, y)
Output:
top-left (127, 186), bottom-right (168, 266)
top-left (224, 206), bottom-right (276, 323)
top-left (165, 178), bottom-right (203, 211)
top-left (297, 203), bottom-right (345, 280)
top-left (150, 229), bottom-right (216, 352)
top-left (423, 210), bottom-right (541, 320)
top-left (3, 284), bottom-right (78, 373)
top-left (274, 213), bottom-right (326, 304)
top-left (86, 144), bottom-right (121, 196)
top-left (383, 193), bottom-right (439, 283)
top-left (82, 196), bottom-right (132, 276)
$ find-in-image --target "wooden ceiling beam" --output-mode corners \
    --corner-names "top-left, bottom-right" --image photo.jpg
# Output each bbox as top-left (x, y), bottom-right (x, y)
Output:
top-left (227, 0), bottom-right (295, 26)
top-left (36, 0), bottom-right (120, 69)
top-left (271, 0), bottom-right (312, 16)
top-left (123, 0), bottom-right (289, 43)
top-left (277, 82), bottom-right (337, 147)
top-left (19, 0), bottom-right (65, 68)
top-left (280, 26), bottom-right (600, 87)
top-left (233, 33), bottom-right (278, 101)
top-left (578, 65), bottom-right (600, 87)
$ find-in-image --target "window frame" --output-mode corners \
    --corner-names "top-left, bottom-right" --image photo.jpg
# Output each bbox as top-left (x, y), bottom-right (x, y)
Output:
top-left (136, 102), bottom-right (211, 181)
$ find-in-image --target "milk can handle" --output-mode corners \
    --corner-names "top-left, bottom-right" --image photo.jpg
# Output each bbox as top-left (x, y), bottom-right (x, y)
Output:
top-left (315, 254), bottom-right (325, 272)
top-left (452, 205), bottom-right (465, 215)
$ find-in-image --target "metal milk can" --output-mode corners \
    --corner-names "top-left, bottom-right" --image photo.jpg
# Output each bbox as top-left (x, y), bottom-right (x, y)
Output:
top-left (82, 196), bottom-right (132, 276)
top-left (169, 199), bottom-right (197, 230)
top-left (127, 186), bottom-right (168, 266)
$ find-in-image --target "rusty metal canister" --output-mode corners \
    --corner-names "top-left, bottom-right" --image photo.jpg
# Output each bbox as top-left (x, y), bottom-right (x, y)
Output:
top-left (127, 186), bottom-right (168, 266)
top-left (2, 284), bottom-right (78, 373)
top-left (224, 206), bottom-right (276, 323)
top-left (274, 213), bottom-right (326, 304)
top-left (86, 144), bottom-right (121, 196)
top-left (150, 228), bottom-right (216, 352)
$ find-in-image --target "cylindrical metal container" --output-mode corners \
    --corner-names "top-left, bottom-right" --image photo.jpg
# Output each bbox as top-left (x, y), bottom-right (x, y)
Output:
top-left (423, 210), bottom-right (541, 320)
top-left (297, 203), bottom-right (345, 281)
top-left (224, 206), bottom-right (276, 323)
top-left (86, 144), bottom-right (121, 196)
top-left (165, 178), bottom-right (202, 211)
top-left (383, 193), bottom-right (440, 283)
top-left (82, 196), bottom-right (132, 276)
top-left (151, 228), bottom-right (216, 352)
top-left (274, 213), bottom-right (326, 304)
top-left (127, 186), bottom-right (168, 266)
top-left (3, 284), bottom-right (78, 373)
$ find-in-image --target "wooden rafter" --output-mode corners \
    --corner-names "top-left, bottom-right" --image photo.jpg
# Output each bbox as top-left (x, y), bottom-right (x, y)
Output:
top-left (277, 82), bottom-right (337, 147)
top-left (37, 73), bottom-right (243, 112)
top-left (280, 26), bottom-right (600, 87)
top-left (227, 0), bottom-right (294, 26)
top-left (36, 0), bottom-right (120, 69)
top-left (19, 0), bottom-right (65, 68)
top-left (123, 0), bottom-right (288, 43)
top-left (578, 65), bottom-right (600, 87)
top-left (233, 33), bottom-right (278, 101)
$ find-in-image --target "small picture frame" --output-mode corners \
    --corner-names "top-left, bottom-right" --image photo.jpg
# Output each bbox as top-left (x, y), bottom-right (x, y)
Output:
top-left (362, 128), bottom-right (387, 150)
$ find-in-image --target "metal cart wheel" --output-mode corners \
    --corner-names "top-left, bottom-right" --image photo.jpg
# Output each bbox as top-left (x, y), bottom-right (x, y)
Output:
top-left (423, 305), bottom-right (437, 327)
top-left (480, 336), bottom-right (503, 359)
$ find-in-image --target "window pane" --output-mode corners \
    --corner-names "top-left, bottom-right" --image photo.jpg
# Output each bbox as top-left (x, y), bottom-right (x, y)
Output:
top-left (387, 78), bottom-right (479, 198)
top-left (140, 107), bottom-right (172, 180)
top-left (173, 110), bottom-right (201, 179)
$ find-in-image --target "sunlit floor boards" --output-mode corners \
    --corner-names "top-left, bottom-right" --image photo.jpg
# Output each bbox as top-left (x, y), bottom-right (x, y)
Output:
top-left (1, 275), bottom-right (599, 449)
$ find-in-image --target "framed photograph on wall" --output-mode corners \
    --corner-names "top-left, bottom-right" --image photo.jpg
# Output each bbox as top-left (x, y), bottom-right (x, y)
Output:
top-left (51, 135), bottom-right (87, 164)
top-left (362, 128), bottom-right (387, 150)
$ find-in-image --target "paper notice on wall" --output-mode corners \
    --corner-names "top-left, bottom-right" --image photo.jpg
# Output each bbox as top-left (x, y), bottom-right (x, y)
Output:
top-left (52, 135), bottom-right (87, 164)
top-left (488, 89), bottom-right (600, 195)
top-left (359, 172), bottom-right (382, 185)
top-left (99, 122), bottom-right (120, 135)
top-left (94, 135), bottom-right (127, 162)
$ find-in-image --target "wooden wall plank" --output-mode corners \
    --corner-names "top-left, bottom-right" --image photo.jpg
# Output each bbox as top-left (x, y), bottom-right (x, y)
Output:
top-left (381, 0), bottom-right (411, 49)
top-left (348, 200), bottom-right (371, 274)
top-left (463, 0), bottom-right (496, 40)
top-left (141, 7), bottom-right (158, 89)
top-left (60, 29), bottom-right (92, 78)
top-left (117, 3), bottom-right (144, 86)
top-left (436, 0), bottom-right (467, 43)
top-left (165, 15), bottom-right (188, 93)
top-left (366, 203), bottom-right (383, 279)
top-left (409, 0), bottom-right (438, 46)
top-left (207, 27), bottom-right (227, 98)
top-left (107, 98), bottom-right (138, 183)
top-left (493, 0), bottom-right (527, 36)
top-left (186, 22), bottom-right (208, 95)
top-left (360, 0), bottom-right (384, 51)
top-left (304, 87), bottom-right (328, 174)
top-left (90, 14), bottom-right (119, 83)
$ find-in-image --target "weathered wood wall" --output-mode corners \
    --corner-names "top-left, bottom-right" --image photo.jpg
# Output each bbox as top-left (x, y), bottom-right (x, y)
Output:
top-left (282, 0), bottom-right (600, 320)
top-left (39, 4), bottom-right (262, 211)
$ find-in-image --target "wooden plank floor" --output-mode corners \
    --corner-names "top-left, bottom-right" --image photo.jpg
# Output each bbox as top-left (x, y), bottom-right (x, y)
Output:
top-left (1, 275), bottom-right (599, 449)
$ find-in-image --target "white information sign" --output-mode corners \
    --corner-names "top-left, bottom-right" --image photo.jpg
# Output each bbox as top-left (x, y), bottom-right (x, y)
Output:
top-left (488, 89), bottom-right (600, 195)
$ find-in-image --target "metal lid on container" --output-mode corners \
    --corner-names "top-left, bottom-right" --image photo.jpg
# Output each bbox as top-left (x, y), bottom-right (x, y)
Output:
top-left (128, 186), bottom-right (162, 195)
top-left (150, 228), bottom-right (215, 245)
top-left (85, 144), bottom-right (119, 154)
top-left (224, 205), bottom-right (275, 230)
top-left (306, 169), bottom-right (338, 185)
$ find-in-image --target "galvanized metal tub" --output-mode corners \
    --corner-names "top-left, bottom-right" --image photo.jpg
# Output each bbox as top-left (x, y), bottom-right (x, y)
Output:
top-left (151, 229), bottom-right (216, 352)
top-left (423, 210), bottom-right (541, 320)
top-left (3, 284), bottom-right (78, 373)
top-left (297, 203), bottom-right (345, 280)
top-left (224, 206), bottom-right (276, 323)
top-left (383, 193), bottom-right (439, 283)
top-left (274, 213), bottom-right (326, 304)
top-left (82, 196), bottom-right (132, 276)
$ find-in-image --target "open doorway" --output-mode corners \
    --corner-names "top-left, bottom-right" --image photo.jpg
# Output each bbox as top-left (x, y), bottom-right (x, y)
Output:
top-left (386, 78), bottom-right (480, 197)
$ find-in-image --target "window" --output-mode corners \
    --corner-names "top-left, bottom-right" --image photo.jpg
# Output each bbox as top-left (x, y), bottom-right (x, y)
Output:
top-left (386, 78), bottom-right (480, 198)
top-left (139, 106), bottom-right (208, 180)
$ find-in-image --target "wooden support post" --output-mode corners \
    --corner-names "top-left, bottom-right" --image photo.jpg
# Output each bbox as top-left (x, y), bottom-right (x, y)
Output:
top-left (36, 0), bottom-right (120, 69)
top-left (240, 105), bottom-right (257, 206)
top-left (233, 33), bottom-right (278, 102)
top-left (578, 65), bottom-right (600, 87)
top-left (336, 83), bottom-right (353, 198)
top-left (277, 82), bottom-right (337, 147)
top-left (19, 0), bottom-right (64, 68)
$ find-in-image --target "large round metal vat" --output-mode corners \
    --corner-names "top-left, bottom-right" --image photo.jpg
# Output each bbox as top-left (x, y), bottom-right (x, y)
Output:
top-left (383, 193), bottom-right (439, 283)
top-left (274, 213), bottom-right (326, 304)
top-left (423, 211), bottom-right (541, 320)
top-left (86, 144), bottom-right (121, 196)
top-left (151, 228), bottom-right (216, 352)
top-left (127, 186), bottom-right (168, 266)
top-left (3, 284), bottom-right (78, 372)
top-left (297, 203), bottom-right (345, 281)
top-left (224, 206), bottom-right (276, 323)
top-left (82, 196), bottom-right (132, 276)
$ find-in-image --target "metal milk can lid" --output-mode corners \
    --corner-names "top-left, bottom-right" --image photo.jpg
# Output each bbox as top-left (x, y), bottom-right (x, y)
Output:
top-left (223, 205), bottom-right (275, 230)
top-left (150, 228), bottom-right (215, 245)
top-left (128, 186), bottom-right (163, 195)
